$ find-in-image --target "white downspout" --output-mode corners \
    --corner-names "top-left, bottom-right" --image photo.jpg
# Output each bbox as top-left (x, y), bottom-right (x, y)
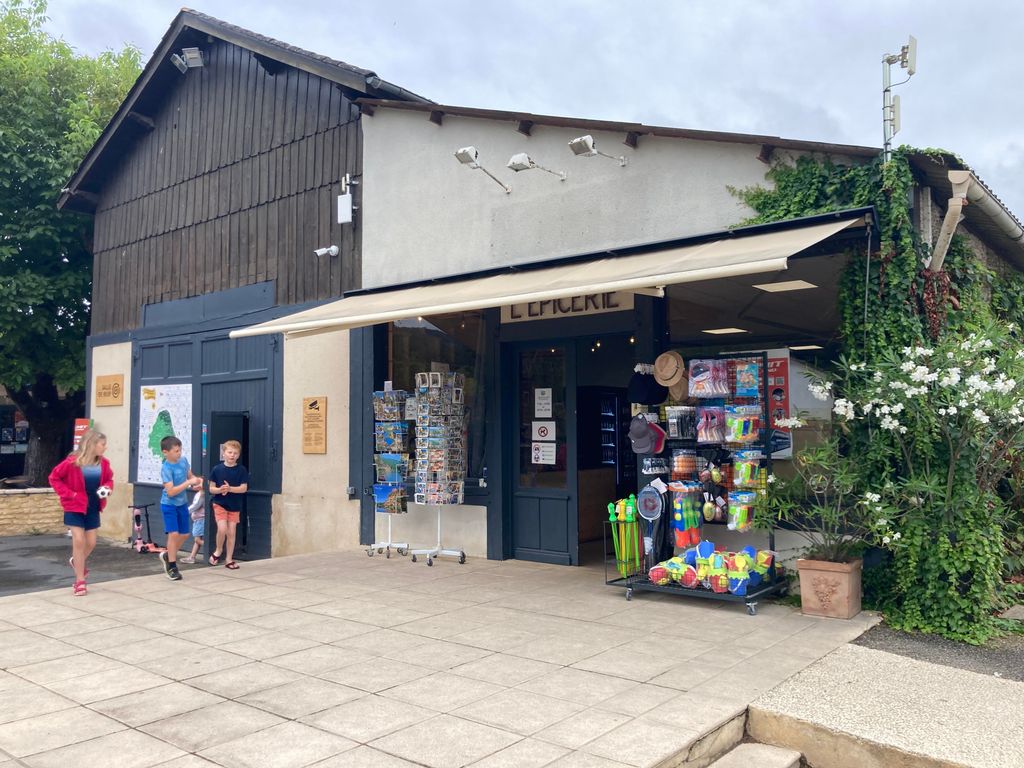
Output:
top-left (929, 169), bottom-right (1024, 272)
top-left (928, 170), bottom-right (971, 273)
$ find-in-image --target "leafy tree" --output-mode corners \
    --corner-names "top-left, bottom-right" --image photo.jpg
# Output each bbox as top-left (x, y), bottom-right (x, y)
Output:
top-left (0, 0), bottom-right (140, 482)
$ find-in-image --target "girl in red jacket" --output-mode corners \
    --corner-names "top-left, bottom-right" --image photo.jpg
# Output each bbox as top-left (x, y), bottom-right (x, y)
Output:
top-left (48, 429), bottom-right (114, 596)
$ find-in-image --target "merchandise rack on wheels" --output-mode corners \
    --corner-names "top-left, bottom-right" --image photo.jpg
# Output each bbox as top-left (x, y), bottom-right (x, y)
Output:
top-left (604, 351), bottom-right (788, 615)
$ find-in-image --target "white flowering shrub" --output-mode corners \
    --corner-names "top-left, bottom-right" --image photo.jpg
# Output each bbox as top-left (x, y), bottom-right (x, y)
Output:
top-left (809, 324), bottom-right (1024, 643)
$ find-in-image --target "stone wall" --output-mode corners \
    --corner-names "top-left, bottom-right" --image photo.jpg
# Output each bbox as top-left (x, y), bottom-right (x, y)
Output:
top-left (0, 489), bottom-right (65, 535)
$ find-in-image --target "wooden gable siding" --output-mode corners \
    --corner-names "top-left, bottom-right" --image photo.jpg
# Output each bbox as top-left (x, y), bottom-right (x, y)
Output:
top-left (90, 38), bottom-right (361, 334)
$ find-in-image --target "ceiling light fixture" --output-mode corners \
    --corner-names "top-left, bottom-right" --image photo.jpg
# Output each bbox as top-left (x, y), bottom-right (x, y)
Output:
top-left (568, 135), bottom-right (627, 166)
top-left (506, 152), bottom-right (566, 181)
top-left (701, 327), bottom-right (749, 335)
top-left (752, 279), bottom-right (818, 292)
top-left (789, 344), bottom-right (824, 351)
top-left (454, 146), bottom-right (511, 193)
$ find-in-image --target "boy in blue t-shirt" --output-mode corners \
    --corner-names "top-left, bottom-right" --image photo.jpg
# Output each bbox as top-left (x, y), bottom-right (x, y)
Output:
top-left (159, 435), bottom-right (202, 581)
top-left (208, 439), bottom-right (250, 570)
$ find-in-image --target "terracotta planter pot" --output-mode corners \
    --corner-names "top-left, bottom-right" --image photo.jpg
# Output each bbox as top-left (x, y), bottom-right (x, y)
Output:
top-left (796, 558), bottom-right (862, 619)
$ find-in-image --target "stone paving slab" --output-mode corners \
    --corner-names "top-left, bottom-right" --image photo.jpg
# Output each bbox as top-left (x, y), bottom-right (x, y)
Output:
top-left (751, 643), bottom-right (1024, 768)
top-left (0, 550), bottom-right (880, 766)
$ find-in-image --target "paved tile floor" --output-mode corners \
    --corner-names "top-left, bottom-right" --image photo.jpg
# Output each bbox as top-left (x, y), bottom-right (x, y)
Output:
top-left (0, 551), bottom-right (877, 767)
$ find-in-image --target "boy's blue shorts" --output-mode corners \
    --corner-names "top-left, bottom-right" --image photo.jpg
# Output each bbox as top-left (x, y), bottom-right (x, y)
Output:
top-left (161, 504), bottom-right (191, 535)
top-left (191, 517), bottom-right (205, 538)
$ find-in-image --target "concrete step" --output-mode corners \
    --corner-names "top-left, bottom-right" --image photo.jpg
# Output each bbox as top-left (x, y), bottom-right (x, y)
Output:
top-left (707, 743), bottom-right (801, 768)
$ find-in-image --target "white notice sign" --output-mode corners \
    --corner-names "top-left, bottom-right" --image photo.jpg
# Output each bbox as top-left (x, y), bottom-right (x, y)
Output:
top-left (532, 442), bottom-right (557, 465)
top-left (535, 388), bottom-right (552, 418)
top-left (532, 421), bottom-right (556, 441)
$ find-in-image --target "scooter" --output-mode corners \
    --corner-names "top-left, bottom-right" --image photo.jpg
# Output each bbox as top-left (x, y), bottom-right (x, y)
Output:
top-left (129, 503), bottom-right (166, 554)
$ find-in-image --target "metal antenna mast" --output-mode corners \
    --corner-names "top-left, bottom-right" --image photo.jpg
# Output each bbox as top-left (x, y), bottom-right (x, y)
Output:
top-left (882, 35), bottom-right (917, 163)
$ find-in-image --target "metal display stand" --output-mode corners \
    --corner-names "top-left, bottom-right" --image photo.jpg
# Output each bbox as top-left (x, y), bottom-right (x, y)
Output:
top-left (410, 505), bottom-right (466, 566)
top-left (368, 509), bottom-right (409, 559)
top-left (605, 352), bottom-right (788, 615)
top-left (368, 390), bottom-right (410, 559)
top-left (408, 369), bottom-right (467, 567)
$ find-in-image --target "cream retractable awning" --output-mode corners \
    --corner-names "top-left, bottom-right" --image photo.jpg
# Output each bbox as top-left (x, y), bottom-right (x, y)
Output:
top-left (231, 216), bottom-right (861, 339)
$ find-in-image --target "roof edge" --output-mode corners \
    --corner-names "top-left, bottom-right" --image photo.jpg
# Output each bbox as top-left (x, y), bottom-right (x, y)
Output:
top-left (356, 99), bottom-right (882, 158)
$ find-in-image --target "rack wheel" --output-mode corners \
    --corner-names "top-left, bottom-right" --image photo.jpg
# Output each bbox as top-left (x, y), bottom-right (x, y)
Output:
top-left (427, 557), bottom-right (434, 567)
top-left (458, 552), bottom-right (466, 564)
top-left (397, 548), bottom-right (408, 556)
top-left (377, 547), bottom-right (384, 554)
top-left (746, 603), bottom-right (758, 616)
top-left (411, 554), bottom-right (417, 563)
top-left (625, 588), bottom-right (633, 601)
top-left (366, 548), bottom-right (374, 557)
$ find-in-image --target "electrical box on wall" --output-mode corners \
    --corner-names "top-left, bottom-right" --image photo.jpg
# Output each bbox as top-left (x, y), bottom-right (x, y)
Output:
top-left (337, 193), bottom-right (353, 224)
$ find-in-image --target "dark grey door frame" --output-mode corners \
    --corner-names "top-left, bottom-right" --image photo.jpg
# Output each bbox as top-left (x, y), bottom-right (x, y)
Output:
top-left (506, 340), bottom-right (579, 566)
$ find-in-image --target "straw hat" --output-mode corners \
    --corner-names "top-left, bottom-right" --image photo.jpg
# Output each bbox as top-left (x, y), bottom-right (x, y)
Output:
top-left (654, 351), bottom-right (685, 387)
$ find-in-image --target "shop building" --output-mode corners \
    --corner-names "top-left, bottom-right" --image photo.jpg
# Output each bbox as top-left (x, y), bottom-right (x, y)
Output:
top-left (66, 14), bottom-right (1024, 565)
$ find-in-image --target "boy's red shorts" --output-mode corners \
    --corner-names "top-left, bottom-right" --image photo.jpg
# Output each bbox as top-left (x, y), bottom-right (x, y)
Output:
top-left (213, 503), bottom-right (240, 524)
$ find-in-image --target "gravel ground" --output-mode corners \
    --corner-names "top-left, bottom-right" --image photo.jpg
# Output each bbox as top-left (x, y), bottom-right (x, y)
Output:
top-left (0, 533), bottom-right (207, 597)
top-left (852, 623), bottom-right (1024, 682)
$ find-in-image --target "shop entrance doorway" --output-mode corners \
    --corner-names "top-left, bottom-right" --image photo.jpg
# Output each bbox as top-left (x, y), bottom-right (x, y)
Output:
top-left (509, 343), bottom-right (578, 565)
top-left (506, 334), bottom-right (636, 566)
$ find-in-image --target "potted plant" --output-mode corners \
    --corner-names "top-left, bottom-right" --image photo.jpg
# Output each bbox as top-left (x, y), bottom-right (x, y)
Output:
top-left (763, 434), bottom-right (873, 619)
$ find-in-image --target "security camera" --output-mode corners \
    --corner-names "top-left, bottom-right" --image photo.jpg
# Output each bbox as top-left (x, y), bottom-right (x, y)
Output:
top-left (314, 245), bottom-right (339, 257)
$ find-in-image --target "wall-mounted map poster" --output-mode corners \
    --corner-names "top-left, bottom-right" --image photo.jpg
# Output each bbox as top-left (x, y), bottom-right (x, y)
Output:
top-left (137, 384), bottom-right (193, 484)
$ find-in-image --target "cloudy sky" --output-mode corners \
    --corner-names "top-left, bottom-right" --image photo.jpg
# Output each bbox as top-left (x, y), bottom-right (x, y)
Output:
top-left (44, 0), bottom-right (1024, 218)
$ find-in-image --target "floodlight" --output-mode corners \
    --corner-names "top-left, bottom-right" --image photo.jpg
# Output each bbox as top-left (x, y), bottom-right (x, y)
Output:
top-left (568, 135), bottom-right (627, 166)
top-left (455, 146), bottom-right (479, 167)
top-left (506, 152), bottom-right (566, 181)
top-left (181, 47), bottom-right (204, 68)
top-left (454, 147), bottom-right (511, 193)
top-left (170, 53), bottom-right (188, 74)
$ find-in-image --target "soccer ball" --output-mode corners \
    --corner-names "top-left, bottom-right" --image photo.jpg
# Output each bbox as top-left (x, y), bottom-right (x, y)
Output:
top-left (96, 485), bottom-right (112, 499)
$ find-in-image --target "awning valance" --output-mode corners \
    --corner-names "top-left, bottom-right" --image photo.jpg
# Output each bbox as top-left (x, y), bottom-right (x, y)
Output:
top-left (230, 216), bottom-right (862, 339)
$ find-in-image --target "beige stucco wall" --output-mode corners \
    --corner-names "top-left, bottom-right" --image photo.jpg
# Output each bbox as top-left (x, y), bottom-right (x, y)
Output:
top-left (360, 109), bottom-right (862, 288)
top-left (88, 341), bottom-right (134, 543)
top-left (276, 330), bottom-right (361, 556)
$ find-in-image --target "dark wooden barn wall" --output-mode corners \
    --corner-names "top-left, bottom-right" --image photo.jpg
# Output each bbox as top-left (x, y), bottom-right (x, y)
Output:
top-left (91, 39), bottom-right (361, 334)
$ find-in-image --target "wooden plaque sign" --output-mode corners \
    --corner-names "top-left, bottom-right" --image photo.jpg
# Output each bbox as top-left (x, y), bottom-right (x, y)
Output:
top-left (302, 396), bottom-right (327, 454)
top-left (95, 374), bottom-right (124, 407)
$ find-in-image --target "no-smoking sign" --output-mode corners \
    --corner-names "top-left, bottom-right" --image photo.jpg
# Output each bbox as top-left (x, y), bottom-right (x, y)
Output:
top-left (531, 421), bottom-right (556, 441)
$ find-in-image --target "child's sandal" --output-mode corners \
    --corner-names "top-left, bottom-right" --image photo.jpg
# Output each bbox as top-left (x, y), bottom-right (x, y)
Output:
top-left (224, 561), bottom-right (239, 570)
top-left (72, 580), bottom-right (87, 596)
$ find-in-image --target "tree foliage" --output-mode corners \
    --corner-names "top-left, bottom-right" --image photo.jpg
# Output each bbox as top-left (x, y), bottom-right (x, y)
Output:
top-left (0, 0), bottom-right (140, 480)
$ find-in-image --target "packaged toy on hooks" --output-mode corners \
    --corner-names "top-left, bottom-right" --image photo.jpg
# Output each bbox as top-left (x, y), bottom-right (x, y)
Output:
top-left (725, 405), bottom-right (760, 443)
top-left (688, 359), bottom-right (729, 398)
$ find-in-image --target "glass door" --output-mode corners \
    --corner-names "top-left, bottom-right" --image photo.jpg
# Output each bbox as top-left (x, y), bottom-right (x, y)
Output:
top-left (510, 343), bottom-right (578, 565)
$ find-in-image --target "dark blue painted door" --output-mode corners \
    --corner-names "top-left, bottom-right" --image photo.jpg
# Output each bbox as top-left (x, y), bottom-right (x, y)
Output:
top-left (510, 344), bottom-right (578, 565)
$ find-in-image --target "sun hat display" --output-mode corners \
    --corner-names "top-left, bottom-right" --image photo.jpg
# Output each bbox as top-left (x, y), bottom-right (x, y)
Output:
top-left (668, 378), bottom-right (688, 402)
top-left (653, 351), bottom-right (685, 387)
top-left (627, 371), bottom-right (668, 406)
